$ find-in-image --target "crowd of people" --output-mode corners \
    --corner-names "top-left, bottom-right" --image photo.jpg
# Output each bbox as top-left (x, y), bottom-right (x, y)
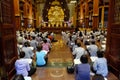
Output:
top-left (14, 28), bottom-right (108, 80)
top-left (15, 29), bottom-right (55, 80)
top-left (61, 29), bottom-right (108, 80)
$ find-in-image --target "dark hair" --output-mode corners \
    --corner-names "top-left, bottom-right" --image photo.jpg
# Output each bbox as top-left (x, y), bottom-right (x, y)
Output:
top-left (19, 51), bottom-right (25, 58)
top-left (91, 41), bottom-right (95, 44)
top-left (91, 35), bottom-right (94, 39)
top-left (43, 39), bottom-right (47, 43)
top-left (24, 36), bottom-right (27, 39)
top-left (13, 74), bottom-right (25, 80)
top-left (37, 46), bottom-right (42, 51)
top-left (80, 55), bottom-right (88, 63)
top-left (92, 74), bottom-right (105, 80)
top-left (74, 40), bottom-right (77, 45)
top-left (77, 43), bottom-right (81, 47)
top-left (24, 42), bottom-right (28, 47)
top-left (32, 36), bottom-right (35, 39)
top-left (97, 51), bottom-right (104, 58)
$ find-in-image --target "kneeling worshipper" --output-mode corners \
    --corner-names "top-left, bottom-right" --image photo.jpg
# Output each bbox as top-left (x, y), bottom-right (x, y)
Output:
top-left (15, 51), bottom-right (36, 77)
top-left (36, 45), bottom-right (48, 67)
top-left (92, 51), bottom-right (108, 78)
top-left (75, 55), bottom-right (90, 80)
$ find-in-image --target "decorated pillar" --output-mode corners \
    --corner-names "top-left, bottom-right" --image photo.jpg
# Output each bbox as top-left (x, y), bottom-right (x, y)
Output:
top-left (101, 7), bottom-right (104, 29)
top-left (85, 1), bottom-right (89, 28)
top-left (33, 7), bottom-right (37, 28)
top-left (23, 1), bottom-right (28, 29)
top-left (92, 0), bottom-right (99, 30)
top-left (13, 0), bottom-right (20, 30)
top-left (80, 4), bottom-right (84, 27)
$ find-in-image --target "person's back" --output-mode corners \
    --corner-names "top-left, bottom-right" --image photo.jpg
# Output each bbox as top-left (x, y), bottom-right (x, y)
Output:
top-left (75, 55), bottom-right (90, 80)
top-left (22, 42), bottom-right (34, 58)
top-left (87, 41), bottom-right (98, 56)
top-left (93, 51), bottom-right (108, 77)
top-left (36, 51), bottom-right (47, 66)
top-left (72, 43), bottom-right (86, 59)
top-left (76, 63), bottom-right (90, 80)
top-left (36, 46), bottom-right (48, 66)
top-left (42, 39), bottom-right (50, 52)
top-left (15, 51), bottom-right (30, 77)
top-left (30, 36), bottom-right (38, 50)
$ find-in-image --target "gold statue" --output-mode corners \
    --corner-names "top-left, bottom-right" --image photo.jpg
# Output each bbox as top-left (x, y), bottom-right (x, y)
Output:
top-left (48, 0), bottom-right (64, 27)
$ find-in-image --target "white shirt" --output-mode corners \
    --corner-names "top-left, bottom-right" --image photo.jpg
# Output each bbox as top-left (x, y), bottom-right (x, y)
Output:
top-left (87, 44), bottom-right (98, 56)
top-left (24, 77), bottom-right (32, 80)
top-left (72, 47), bottom-right (86, 59)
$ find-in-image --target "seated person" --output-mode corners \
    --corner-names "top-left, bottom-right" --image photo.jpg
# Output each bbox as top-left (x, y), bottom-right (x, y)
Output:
top-left (42, 39), bottom-right (51, 52)
top-left (72, 43), bottom-right (87, 59)
top-left (87, 41), bottom-right (98, 56)
top-left (22, 42), bottom-right (34, 59)
top-left (75, 55), bottom-right (90, 80)
top-left (92, 51), bottom-right (108, 77)
top-left (13, 74), bottom-right (32, 80)
top-left (15, 51), bottom-right (36, 77)
top-left (36, 45), bottom-right (48, 67)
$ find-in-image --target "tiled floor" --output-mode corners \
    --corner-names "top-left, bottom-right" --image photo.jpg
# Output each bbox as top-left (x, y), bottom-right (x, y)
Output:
top-left (31, 34), bottom-right (119, 80)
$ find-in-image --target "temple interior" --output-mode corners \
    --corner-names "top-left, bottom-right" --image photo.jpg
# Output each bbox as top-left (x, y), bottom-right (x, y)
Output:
top-left (0, 0), bottom-right (120, 80)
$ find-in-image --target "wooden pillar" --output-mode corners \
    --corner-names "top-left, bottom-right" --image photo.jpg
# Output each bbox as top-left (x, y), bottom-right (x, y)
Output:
top-left (85, 1), bottom-right (89, 28)
top-left (34, 8), bottom-right (37, 28)
top-left (80, 4), bottom-right (84, 27)
top-left (105, 0), bottom-right (120, 78)
top-left (29, 2), bottom-right (33, 28)
top-left (34, 9), bottom-right (37, 28)
top-left (92, 0), bottom-right (99, 30)
top-left (14, 0), bottom-right (20, 30)
top-left (0, 0), bottom-right (18, 79)
top-left (23, 2), bottom-right (28, 29)
top-left (101, 7), bottom-right (104, 29)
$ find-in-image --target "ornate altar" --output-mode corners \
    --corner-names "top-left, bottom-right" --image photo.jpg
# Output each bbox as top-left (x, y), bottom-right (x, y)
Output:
top-left (48, 1), bottom-right (64, 27)
top-left (41, 0), bottom-right (73, 33)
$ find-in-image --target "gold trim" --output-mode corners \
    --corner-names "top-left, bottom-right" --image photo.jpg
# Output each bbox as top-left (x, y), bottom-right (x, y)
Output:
top-left (51, 0), bottom-right (60, 5)
top-left (15, 14), bottom-right (20, 16)
top-left (23, 16), bottom-right (28, 18)
top-left (85, 16), bottom-right (89, 18)
top-left (93, 14), bottom-right (98, 16)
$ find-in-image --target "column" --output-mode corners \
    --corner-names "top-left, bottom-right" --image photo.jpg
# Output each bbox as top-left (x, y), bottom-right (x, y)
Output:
top-left (85, 1), bottom-right (89, 28)
top-left (80, 4), bottom-right (84, 27)
top-left (23, 1), bottom-right (28, 29)
top-left (34, 10), bottom-right (37, 28)
top-left (14, 0), bottom-right (20, 30)
top-left (92, 0), bottom-right (99, 30)
top-left (101, 7), bottom-right (104, 29)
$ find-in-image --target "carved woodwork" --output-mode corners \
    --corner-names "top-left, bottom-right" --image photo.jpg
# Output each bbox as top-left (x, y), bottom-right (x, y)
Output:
top-left (92, 0), bottom-right (99, 30)
top-left (106, 0), bottom-right (120, 78)
top-left (0, 0), bottom-right (18, 79)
